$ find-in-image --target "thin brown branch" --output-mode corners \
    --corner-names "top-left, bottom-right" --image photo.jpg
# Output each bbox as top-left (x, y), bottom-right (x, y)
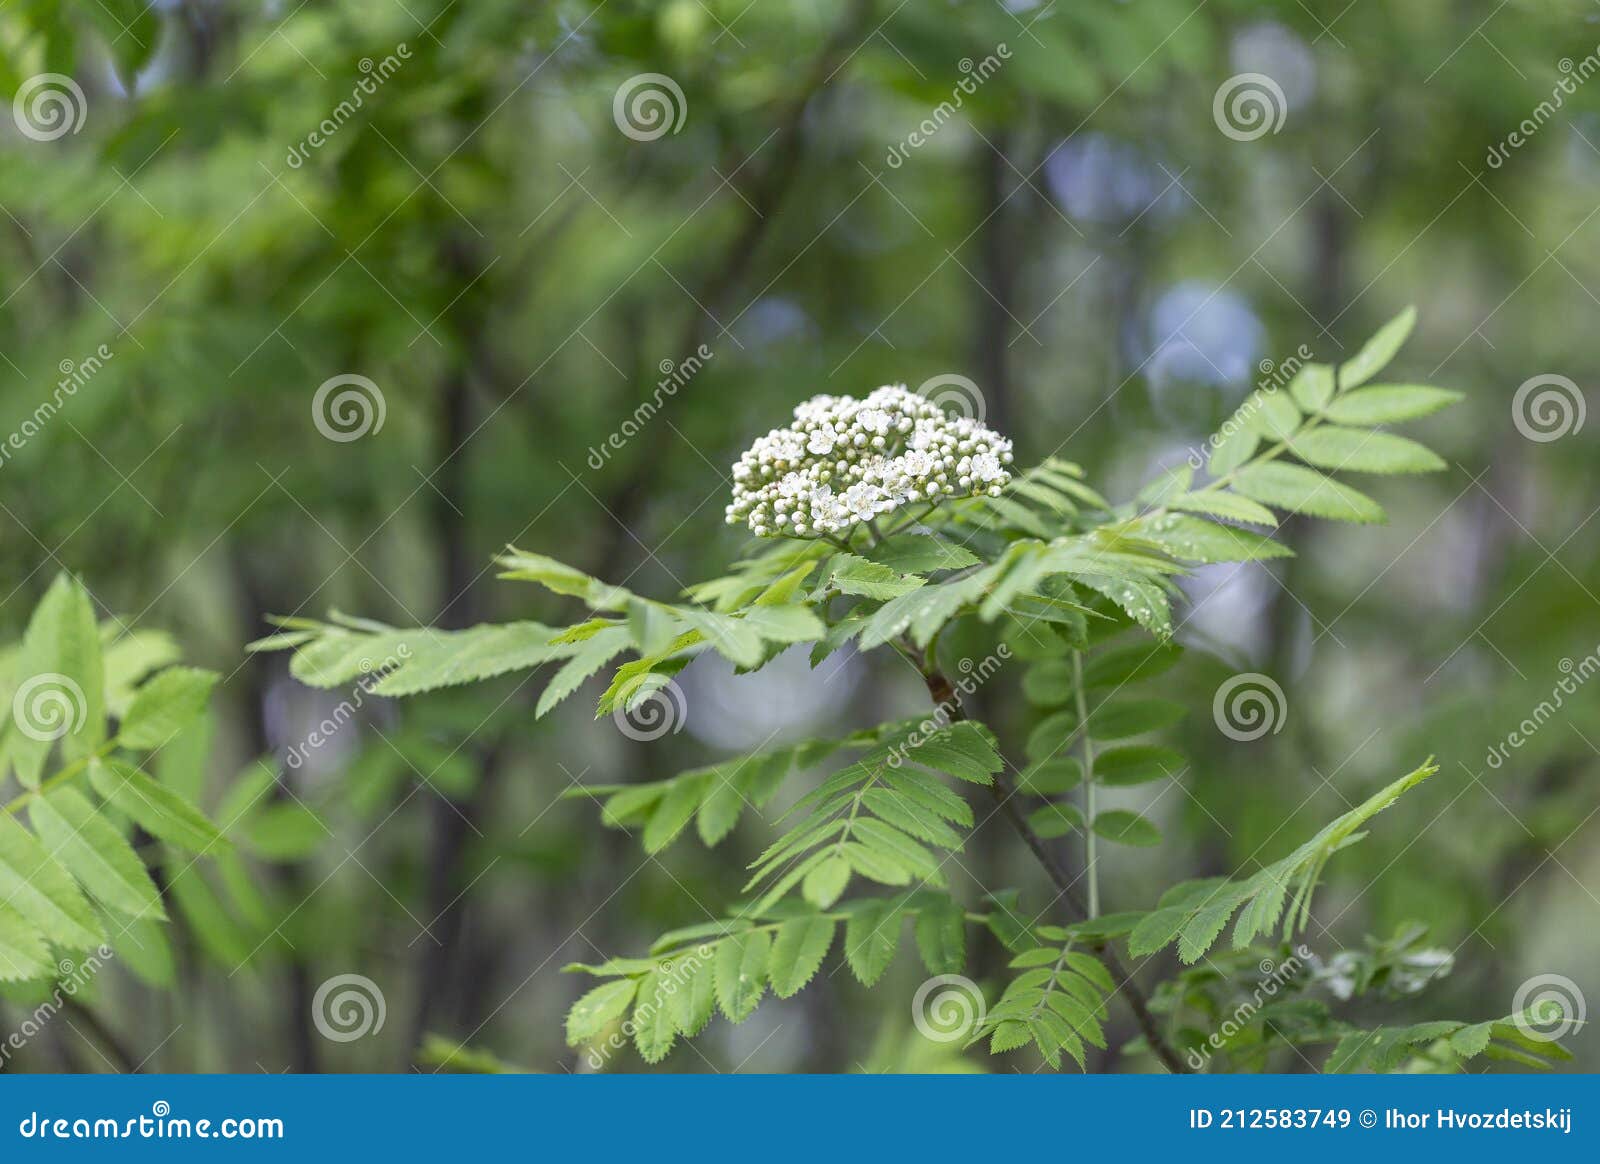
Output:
top-left (920, 667), bottom-right (1191, 1074)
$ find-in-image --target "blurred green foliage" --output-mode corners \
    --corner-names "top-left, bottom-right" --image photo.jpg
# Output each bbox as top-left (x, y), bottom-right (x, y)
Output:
top-left (0, 0), bottom-right (1596, 1072)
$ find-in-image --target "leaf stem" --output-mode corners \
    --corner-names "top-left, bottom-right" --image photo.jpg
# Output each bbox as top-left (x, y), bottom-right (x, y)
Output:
top-left (1072, 650), bottom-right (1098, 919)
top-left (3, 741), bottom-right (115, 816)
top-left (916, 660), bottom-right (1191, 1073)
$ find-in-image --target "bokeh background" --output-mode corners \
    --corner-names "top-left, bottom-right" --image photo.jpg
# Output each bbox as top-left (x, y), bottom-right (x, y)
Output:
top-left (1, 0), bottom-right (1597, 1072)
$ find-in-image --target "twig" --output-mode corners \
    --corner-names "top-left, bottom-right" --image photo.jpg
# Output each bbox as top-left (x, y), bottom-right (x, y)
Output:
top-left (919, 665), bottom-right (1191, 1074)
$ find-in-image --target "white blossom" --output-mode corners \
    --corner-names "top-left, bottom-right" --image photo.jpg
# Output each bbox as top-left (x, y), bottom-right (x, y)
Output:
top-left (726, 384), bottom-right (1014, 538)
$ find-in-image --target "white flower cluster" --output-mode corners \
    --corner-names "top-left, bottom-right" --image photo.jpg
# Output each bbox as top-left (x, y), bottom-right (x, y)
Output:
top-left (726, 385), bottom-right (1014, 538)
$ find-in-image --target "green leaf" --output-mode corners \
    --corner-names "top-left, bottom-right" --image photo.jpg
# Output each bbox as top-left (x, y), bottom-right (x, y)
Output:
top-left (11, 574), bottom-right (105, 783)
top-left (714, 929), bottom-right (770, 1021)
top-left (642, 778), bottom-right (702, 854)
top-left (118, 667), bottom-right (219, 750)
top-left (1207, 418), bottom-right (1260, 478)
top-left (89, 758), bottom-right (228, 854)
top-left (1092, 810), bottom-right (1161, 847)
top-left (1234, 462), bottom-right (1385, 523)
top-left (1339, 306), bottom-right (1416, 389)
top-left (768, 916), bottom-right (835, 997)
top-left (536, 626), bottom-right (631, 717)
top-left (843, 899), bottom-right (901, 985)
top-left (829, 553), bottom-right (926, 600)
top-left (0, 903), bottom-right (50, 982)
top-left (1324, 385), bottom-right (1462, 426)
top-left (1167, 490), bottom-right (1278, 526)
top-left (1095, 745), bottom-right (1185, 786)
top-left (1088, 698), bottom-right (1185, 741)
top-left (566, 978), bottom-right (638, 1044)
top-left (242, 803), bottom-right (329, 860)
top-left (1022, 661), bottom-right (1074, 706)
top-left (667, 955), bottom-right (717, 1038)
top-left (1081, 643), bottom-right (1182, 688)
top-left (1017, 757), bottom-right (1083, 795)
top-left (1288, 364), bottom-right (1335, 413)
top-left (914, 896), bottom-right (965, 974)
top-left (1252, 390), bottom-right (1302, 440)
top-left (0, 815), bottom-right (101, 949)
top-left (1291, 427), bottom-right (1445, 474)
top-left (29, 788), bottom-right (165, 920)
top-left (1028, 802), bottom-right (1083, 838)
top-left (869, 534), bottom-right (982, 573)
top-left (1141, 514), bottom-right (1292, 564)
top-left (802, 855), bottom-right (851, 909)
top-left (633, 971), bottom-right (677, 1063)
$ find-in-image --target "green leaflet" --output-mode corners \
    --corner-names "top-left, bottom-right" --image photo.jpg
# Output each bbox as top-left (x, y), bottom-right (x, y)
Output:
top-left (828, 553), bottom-right (926, 600)
top-left (0, 903), bottom-right (50, 982)
top-left (30, 787), bottom-right (166, 921)
top-left (10, 574), bottom-right (105, 785)
top-left (914, 895), bottom-right (965, 974)
top-left (0, 815), bottom-right (102, 950)
top-left (1091, 809), bottom-right (1161, 847)
top-left (118, 667), bottom-right (219, 750)
top-left (1338, 306), bottom-right (1416, 389)
top-left (89, 758), bottom-right (228, 854)
top-left (1324, 385), bottom-right (1462, 425)
top-left (714, 929), bottom-right (770, 1022)
top-left (1289, 427), bottom-right (1446, 475)
top-left (843, 899), bottom-right (902, 985)
top-left (1288, 363), bottom-right (1335, 413)
top-left (867, 533), bottom-right (981, 573)
top-left (566, 978), bottom-right (639, 1044)
top-left (1233, 462), bottom-right (1386, 524)
top-left (769, 915), bottom-right (835, 997)
top-left (1127, 759), bottom-right (1439, 963)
